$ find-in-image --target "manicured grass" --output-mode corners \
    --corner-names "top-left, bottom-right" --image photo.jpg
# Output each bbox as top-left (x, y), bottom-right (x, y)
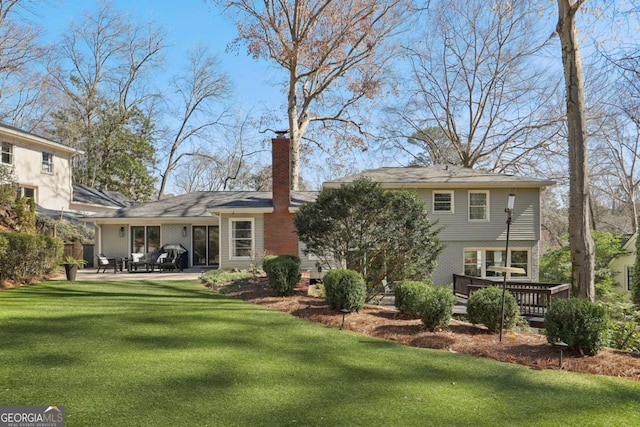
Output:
top-left (1, 280), bottom-right (639, 426)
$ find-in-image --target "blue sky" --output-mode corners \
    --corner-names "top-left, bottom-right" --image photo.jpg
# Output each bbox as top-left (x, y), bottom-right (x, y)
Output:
top-left (36, 0), bottom-right (286, 120)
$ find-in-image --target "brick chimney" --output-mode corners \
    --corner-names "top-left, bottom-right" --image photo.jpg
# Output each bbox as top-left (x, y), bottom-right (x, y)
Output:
top-left (271, 132), bottom-right (291, 211)
top-left (264, 133), bottom-right (298, 255)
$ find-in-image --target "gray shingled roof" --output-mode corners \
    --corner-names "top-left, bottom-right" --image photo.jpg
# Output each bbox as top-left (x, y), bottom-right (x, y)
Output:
top-left (73, 185), bottom-right (135, 208)
top-left (0, 122), bottom-right (81, 154)
top-left (81, 191), bottom-right (318, 219)
top-left (324, 165), bottom-right (556, 188)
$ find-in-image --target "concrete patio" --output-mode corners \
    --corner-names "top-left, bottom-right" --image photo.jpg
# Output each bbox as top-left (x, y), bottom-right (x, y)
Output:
top-left (51, 266), bottom-right (211, 282)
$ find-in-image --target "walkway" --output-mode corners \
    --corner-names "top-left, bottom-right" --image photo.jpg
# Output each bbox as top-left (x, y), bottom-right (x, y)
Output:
top-left (51, 267), bottom-right (209, 282)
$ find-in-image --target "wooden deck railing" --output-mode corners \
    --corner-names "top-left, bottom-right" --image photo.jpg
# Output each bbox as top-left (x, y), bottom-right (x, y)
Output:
top-left (453, 274), bottom-right (571, 322)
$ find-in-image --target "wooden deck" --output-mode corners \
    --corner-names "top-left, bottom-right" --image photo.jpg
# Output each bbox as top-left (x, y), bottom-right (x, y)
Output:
top-left (452, 274), bottom-right (571, 327)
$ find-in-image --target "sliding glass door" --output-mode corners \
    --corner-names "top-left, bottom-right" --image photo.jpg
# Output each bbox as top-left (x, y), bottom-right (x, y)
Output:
top-left (193, 225), bottom-right (219, 266)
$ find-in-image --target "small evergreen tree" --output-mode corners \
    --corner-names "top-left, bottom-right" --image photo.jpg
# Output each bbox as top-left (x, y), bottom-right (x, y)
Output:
top-left (295, 178), bottom-right (442, 300)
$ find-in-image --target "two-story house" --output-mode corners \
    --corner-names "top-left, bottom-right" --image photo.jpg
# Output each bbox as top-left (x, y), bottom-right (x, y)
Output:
top-left (1, 123), bottom-right (78, 212)
top-left (324, 167), bottom-right (555, 285)
top-left (0, 123), bottom-right (132, 218)
top-left (83, 134), bottom-right (554, 285)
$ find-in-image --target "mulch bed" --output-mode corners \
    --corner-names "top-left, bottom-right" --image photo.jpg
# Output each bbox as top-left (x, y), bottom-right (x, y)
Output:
top-left (208, 277), bottom-right (640, 382)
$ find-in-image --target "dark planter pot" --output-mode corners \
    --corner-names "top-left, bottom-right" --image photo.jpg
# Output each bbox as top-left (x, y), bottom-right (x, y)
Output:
top-left (64, 264), bottom-right (78, 281)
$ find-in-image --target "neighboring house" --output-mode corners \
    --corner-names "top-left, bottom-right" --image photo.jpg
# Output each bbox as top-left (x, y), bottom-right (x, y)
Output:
top-left (83, 134), bottom-right (554, 285)
top-left (1, 123), bottom-right (79, 212)
top-left (0, 123), bottom-right (131, 218)
top-left (610, 232), bottom-right (636, 294)
top-left (324, 166), bottom-right (555, 285)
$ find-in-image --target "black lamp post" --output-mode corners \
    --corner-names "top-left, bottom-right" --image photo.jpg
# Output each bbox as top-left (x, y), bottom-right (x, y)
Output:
top-left (484, 195), bottom-right (520, 342)
top-left (498, 194), bottom-right (515, 342)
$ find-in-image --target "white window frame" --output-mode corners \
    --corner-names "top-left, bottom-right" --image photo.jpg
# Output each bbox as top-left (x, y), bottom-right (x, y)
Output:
top-left (432, 190), bottom-right (454, 214)
top-left (229, 218), bottom-right (254, 260)
top-left (19, 186), bottom-right (37, 202)
top-left (42, 152), bottom-right (54, 174)
top-left (1, 142), bottom-right (13, 165)
top-left (468, 190), bottom-right (490, 222)
top-left (627, 266), bottom-right (634, 292)
top-left (462, 247), bottom-right (530, 279)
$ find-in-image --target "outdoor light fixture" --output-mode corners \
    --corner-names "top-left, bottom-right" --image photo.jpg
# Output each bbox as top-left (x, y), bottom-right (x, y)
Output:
top-left (182, 226), bottom-right (187, 237)
top-left (340, 308), bottom-right (350, 330)
top-left (553, 340), bottom-right (569, 368)
top-left (119, 226), bottom-right (125, 237)
top-left (496, 193), bottom-right (518, 342)
top-left (507, 193), bottom-right (515, 211)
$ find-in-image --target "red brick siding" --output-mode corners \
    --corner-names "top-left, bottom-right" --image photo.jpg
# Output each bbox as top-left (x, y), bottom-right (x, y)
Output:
top-left (264, 210), bottom-right (299, 255)
top-left (264, 135), bottom-right (299, 255)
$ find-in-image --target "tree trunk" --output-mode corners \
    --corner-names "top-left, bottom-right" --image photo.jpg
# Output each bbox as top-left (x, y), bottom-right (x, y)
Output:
top-left (630, 187), bottom-right (638, 232)
top-left (556, 0), bottom-right (595, 301)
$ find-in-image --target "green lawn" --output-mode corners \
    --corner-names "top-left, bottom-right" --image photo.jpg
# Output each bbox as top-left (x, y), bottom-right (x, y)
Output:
top-left (1, 280), bottom-right (639, 427)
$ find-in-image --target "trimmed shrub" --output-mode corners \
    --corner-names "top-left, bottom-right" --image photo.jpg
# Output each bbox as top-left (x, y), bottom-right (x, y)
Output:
top-left (421, 285), bottom-right (456, 331)
top-left (202, 270), bottom-right (253, 288)
top-left (265, 255), bottom-right (301, 296)
top-left (262, 254), bottom-right (278, 276)
top-left (394, 280), bottom-right (429, 319)
top-left (0, 232), bottom-right (63, 282)
top-left (467, 286), bottom-right (520, 333)
top-left (545, 298), bottom-right (609, 356)
top-left (323, 269), bottom-right (366, 312)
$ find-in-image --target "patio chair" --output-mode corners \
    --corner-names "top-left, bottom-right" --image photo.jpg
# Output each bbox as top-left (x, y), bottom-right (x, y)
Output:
top-left (128, 252), bottom-right (149, 272)
top-left (96, 254), bottom-right (121, 273)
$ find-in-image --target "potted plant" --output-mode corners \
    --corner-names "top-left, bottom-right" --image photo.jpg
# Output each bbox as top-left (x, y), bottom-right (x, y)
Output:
top-left (61, 255), bottom-right (87, 281)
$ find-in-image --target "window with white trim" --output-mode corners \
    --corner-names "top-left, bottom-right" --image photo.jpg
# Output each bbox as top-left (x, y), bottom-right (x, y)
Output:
top-left (131, 225), bottom-right (160, 254)
top-left (19, 186), bottom-right (36, 201)
top-left (433, 191), bottom-right (454, 213)
top-left (42, 152), bottom-right (54, 174)
top-left (230, 218), bottom-right (254, 259)
top-left (1, 142), bottom-right (13, 165)
top-left (463, 248), bottom-right (529, 278)
top-left (627, 266), bottom-right (635, 291)
top-left (468, 191), bottom-right (489, 221)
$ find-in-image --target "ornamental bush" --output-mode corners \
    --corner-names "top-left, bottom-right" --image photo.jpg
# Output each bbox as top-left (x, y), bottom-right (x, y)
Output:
top-left (394, 280), bottom-right (429, 319)
top-left (323, 269), bottom-right (366, 312)
top-left (545, 298), bottom-right (609, 356)
top-left (467, 286), bottom-right (520, 332)
top-left (265, 255), bottom-right (301, 295)
top-left (421, 285), bottom-right (456, 331)
top-left (0, 232), bottom-right (63, 282)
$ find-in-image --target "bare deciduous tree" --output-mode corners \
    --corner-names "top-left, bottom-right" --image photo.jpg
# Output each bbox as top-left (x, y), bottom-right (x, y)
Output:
top-left (156, 44), bottom-right (231, 199)
top-left (212, 0), bottom-right (412, 190)
top-left (556, 0), bottom-right (595, 301)
top-left (386, 0), bottom-right (563, 173)
top-left (171, 114), bottom-right (267, 193)
top-left (0, 0), bottom-right (49, 129)
top-left (47, 0), bottom-right (165, 200)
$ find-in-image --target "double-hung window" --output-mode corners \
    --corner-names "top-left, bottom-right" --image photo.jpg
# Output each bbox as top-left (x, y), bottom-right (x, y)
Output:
top-left (1, 142), bottom-right (13, 165)
top-left (230, 218), bottom-right (253, 259)
top-left (42, 152), bottom-right (54, 174)
top-left (468, 191), bottom-right (489, 221)
top-left (433, 191), bottom-right (454, 213)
